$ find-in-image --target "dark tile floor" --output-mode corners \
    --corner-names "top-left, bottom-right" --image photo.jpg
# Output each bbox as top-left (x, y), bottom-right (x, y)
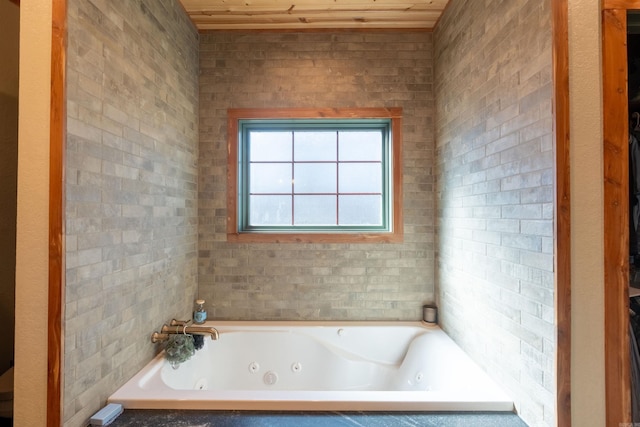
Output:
top-left (108, 410), bottom-right (528, 427)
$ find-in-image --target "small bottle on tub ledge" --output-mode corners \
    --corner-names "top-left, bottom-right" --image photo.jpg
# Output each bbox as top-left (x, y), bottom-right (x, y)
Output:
top-left (193, 299), bottom-right (207, 324)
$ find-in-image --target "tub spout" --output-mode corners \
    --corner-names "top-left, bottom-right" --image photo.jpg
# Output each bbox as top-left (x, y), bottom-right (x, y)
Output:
top-left (160, 324), bottom-right (219, 340)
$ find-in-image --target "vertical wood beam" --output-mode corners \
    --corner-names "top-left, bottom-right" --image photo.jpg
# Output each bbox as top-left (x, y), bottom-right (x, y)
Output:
top-left (48, 0), bottom-right (66, 425)
top-left (552, 0), bottom-right (571, 425)
top-left (602, 7), bottom-right (632, 426)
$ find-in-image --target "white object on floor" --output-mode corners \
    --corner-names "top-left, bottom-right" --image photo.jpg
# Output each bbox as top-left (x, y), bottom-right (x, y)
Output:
top-left (90, 403), bottom-right (123, 426)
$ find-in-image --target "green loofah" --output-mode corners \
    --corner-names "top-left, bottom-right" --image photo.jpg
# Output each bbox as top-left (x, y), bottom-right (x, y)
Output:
top-left (164, 334), bottom-right (195, 365)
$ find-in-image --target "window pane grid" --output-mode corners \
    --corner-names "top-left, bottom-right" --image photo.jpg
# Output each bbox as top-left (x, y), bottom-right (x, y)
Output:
top-left (240, 120), bottom-right (389, 231)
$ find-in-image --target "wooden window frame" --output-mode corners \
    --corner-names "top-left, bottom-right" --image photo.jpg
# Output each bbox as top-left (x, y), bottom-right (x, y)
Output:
top-left (227, 108), bottom-right (403, 243)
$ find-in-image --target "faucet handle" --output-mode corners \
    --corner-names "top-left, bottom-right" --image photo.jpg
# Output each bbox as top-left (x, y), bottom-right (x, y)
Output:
top-left (151, 332), bottom-right (169, 343)
top-left (170, 319), bottom-right (192, 327)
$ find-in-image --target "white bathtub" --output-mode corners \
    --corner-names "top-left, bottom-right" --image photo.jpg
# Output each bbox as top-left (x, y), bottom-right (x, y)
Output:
top-left (108, 321), bottom-right (514, 412)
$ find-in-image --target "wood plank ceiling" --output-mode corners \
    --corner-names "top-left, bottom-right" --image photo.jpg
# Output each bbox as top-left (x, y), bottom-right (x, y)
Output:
top-left (179, 0), bottom-right (449, 30)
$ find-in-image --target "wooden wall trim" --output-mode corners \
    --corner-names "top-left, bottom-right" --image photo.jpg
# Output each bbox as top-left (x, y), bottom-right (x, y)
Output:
top-left (602, 7), bottom-right (632, 426)
top-left (604, 0), bottom-right (640, 9)
top-left (552, 0), bottom-right (571, 425)
top-left (48, 0), bottom-right (66, 425)
top-left (199, 28), bottom-right (432, 34)
top-left (226, 107), bottom-right (404, 244)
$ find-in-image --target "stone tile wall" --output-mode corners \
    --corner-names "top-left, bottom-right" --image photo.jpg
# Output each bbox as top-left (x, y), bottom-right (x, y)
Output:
top-left (434, 0), bottom-right (555, 425)
top-left (64, 1), bottom-right (199, 425)
top-left (198, 32), bottom-right (435, 320)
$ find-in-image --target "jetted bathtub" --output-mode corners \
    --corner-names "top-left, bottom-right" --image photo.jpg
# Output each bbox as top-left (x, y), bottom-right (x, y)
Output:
top-left (108, 321), bottom-right (514, 412)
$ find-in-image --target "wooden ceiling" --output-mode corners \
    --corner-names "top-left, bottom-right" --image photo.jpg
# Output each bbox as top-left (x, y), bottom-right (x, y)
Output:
top-left (179, 0), bottom-right (449, 31)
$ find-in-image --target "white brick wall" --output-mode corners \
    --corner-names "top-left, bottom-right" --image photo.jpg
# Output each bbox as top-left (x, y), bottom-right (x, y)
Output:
top-left (435, 0), bottom-right (555, 425)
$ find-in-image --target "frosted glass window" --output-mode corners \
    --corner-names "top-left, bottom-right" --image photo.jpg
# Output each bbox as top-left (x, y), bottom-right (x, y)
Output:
top-left (339, 131), bottom-right (382, 161)
top-left (294, 163), bottom-right (336, 193)
top-left (250, 132), bottom-right (292, 161)
top-left (294, 131), bottom-right (337, 161)
top-left (339, 163), bottom-right (382, 194)
top-left (249, 195), bottom-right (292, 225)
top-left (339, 195), bottom-right (382, 225)
top-left (250, 164), bottom-right (292, 193)
top-left (236, 117), bottom-right (393, 233)
top-left (294, 196), bottom-right (336, 225)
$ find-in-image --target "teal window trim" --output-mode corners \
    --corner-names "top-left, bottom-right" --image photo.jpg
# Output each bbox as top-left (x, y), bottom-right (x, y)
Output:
top-left (236, 118), bottom-right (393, 234)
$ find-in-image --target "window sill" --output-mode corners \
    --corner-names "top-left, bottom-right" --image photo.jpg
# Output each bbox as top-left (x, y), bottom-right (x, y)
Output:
top-left (226, 232), bottom-right (403, 244)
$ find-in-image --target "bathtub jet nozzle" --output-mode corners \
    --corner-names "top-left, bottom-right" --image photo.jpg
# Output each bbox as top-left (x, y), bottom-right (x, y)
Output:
top-left (151, 324), bottom-right (220, 343)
